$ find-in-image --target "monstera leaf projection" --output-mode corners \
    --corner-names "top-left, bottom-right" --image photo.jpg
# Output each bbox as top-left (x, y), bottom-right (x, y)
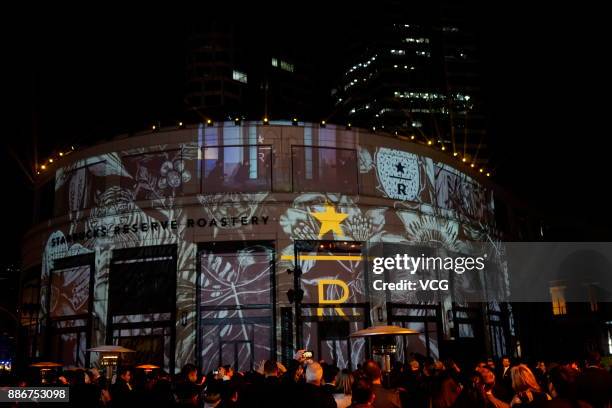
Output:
top-left (48, 258), bottom-right (93, 368)
top-left (50, 266), bottom-right (90, 318)
top-left (199, 246), bottom-right (273, 373)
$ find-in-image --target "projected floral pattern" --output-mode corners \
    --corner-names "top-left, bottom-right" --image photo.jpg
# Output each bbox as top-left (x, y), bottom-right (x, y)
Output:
top-left (122, 149), bottom-right (188, 201)
top-left (199, 247), bottom-right (273, 373)
top-left (34, 125), bottom-right (505, 371)
top-left (50, 266), bottom-right (90, 318)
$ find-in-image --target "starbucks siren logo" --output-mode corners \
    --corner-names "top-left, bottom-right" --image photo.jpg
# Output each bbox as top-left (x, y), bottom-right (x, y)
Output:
top-left (375, 148), bottom-right (420, 201)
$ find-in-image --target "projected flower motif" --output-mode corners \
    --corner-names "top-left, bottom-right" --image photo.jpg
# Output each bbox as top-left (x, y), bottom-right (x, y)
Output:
top-left (398, 212), bottom-right (461, 250)
top-left (158, 160), bottom-right (191, 189)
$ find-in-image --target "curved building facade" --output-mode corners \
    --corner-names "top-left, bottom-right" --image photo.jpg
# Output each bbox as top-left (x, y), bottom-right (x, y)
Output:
top-left (19, 122), bottom-right (510, 373)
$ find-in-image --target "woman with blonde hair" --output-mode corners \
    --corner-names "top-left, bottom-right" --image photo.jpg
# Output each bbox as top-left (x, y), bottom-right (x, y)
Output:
top-left (333, 369), bottom-right (354, 408)
top-left (509, 364), bottom-right (551, 407)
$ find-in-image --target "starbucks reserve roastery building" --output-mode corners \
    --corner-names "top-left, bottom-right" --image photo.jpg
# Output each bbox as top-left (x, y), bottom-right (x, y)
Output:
top-left (18, 122), bottom-right (516, 373)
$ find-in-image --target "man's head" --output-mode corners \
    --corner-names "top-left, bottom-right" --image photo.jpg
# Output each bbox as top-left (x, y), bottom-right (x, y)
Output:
top-left (479, 366), bottom-right (496, 386)
top-left (364, 360), bottom-right (383, 384)
top-left (305, 362), bottom-right (323, 385)
top-left (501, 356), bottom-right (511, 368)
top-left (118, 367), bottom-right (132, 383)
top-left (263, 360), bottom-right (278, 378)
top-left (352, 379), bottom-right (375, 405)
top-left (323, 364), bottom-right (340, 385)
top-left (548, 365), bottom-right (578, 399)
top-left (223, 365), bottom-right (234, 379)
top-left (89, 367), bottom-right (100, 379)
top-left (409, 359), bottom-right (420, 372)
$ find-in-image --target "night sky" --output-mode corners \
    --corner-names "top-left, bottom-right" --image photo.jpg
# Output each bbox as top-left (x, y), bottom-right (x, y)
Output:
top-left (3, 3), bottom-right (609, 268)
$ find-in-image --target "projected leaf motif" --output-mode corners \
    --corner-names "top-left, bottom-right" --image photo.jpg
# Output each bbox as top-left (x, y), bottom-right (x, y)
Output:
top-left (50, 266), bottom-right (90, 318)
top-left (122, 149), bottom-right (190, 202)
top-left (199, 247), bottom-right (272, 373)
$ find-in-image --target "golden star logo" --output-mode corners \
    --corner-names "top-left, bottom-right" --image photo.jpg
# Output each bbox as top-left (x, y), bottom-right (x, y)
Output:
top-left (310, 204), bottom-right (348, 238)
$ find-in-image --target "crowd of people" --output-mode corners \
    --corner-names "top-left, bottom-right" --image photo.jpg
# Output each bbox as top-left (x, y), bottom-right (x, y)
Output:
top-left (1, 351), bottom-right (611, 407)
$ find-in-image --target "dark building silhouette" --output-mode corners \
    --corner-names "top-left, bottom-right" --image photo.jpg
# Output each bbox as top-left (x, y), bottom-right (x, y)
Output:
top-left (184, 21), bottom-right (320, 123)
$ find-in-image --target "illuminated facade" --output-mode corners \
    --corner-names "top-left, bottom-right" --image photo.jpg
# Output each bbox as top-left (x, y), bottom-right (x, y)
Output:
top-left (19, 122), bottom-right (511, 373)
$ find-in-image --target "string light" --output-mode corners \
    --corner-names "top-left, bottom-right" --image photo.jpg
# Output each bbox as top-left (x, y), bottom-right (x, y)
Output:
top-left (36, 121), bottom-right (493, 178)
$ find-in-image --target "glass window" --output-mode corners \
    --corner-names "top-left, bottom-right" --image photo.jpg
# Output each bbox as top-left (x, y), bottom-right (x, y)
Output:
top-left (109, 246), bottom-right (177, 316)
top-left (295, 240), bottom-right (366, 368)
top-left (280, 60), bottom-right (294, 72)
top-left (199, 243), bottom-right (274, 373)
top-left (48, 254), bottom-right (94, 368)
top-left (550, 285), bottom-right (567, 315)
top-left (291, 146), bottom-right (358, 194)
top-left (108, 245), bottom-right (177, 372)
top-left (50, 265), bottom-right (90, 318)
top-left (201, 145), bottom-right (272, 193)
top-left (232, 70), bottom-right (248, 83)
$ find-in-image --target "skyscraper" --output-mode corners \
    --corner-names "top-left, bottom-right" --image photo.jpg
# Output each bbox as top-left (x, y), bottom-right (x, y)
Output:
top-left (184, 21), bottom-right (319, 123)
top-left (332, 1), bottom-right (488, 165)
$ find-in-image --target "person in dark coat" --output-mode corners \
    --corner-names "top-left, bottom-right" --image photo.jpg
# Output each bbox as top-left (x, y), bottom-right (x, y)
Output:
top-left (575, 352), bottom-right (612, 408)
top-left (363, 360), bottom-right (401, 408)
top-left (110, 367), bottom-right (134, 408)
top-left (542, 365), bottom-right (592, 408)
top-left (297, 362), bottom-right (337, 408)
